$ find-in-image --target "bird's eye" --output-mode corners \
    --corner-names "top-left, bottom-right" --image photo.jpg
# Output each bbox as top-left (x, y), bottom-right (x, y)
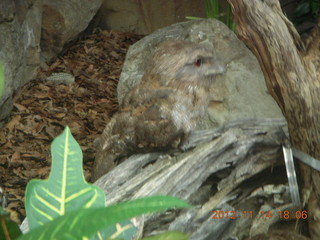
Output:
top-left (194, 58), bottom-right (202, 67)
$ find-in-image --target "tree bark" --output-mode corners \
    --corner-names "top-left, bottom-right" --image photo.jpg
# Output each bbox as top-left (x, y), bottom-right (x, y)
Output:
top-left (226, 0), bottom-right (320, 238)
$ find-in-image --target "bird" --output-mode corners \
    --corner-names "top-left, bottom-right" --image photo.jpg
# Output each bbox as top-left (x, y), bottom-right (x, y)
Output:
top-left (92, 40), bottom-right (225, 181)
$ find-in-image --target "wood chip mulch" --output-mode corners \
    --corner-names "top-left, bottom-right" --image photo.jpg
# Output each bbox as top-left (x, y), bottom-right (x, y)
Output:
top-left (0, 29), bottom-right (143, 223)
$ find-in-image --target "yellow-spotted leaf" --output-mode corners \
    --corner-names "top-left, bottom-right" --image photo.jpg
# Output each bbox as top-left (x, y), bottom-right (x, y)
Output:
top-left (18, 196), bottom-right (191, 240)
top-left (141, 231), bottom-right (189, 240)
top-left (25, 126), bottom-right (106, 230)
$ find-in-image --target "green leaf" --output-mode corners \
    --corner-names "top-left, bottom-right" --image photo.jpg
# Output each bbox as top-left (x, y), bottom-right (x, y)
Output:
top-left (18, 196), bottom-right (192, 240)
top-left (294, 2), bottom-right (311, 17)
top-left (201, 0), bottom-right (235, 31)
top-left (310, 0), bottom-right (320, 15)
top-left (185, 16), bottom-right (203, 20)
top-left (141, 231), bottom-right (189, 240)
top-left (0, 207), bottom-right (22, 240)
top-left (102, 222), bottom-right (136, 240)
top-left (0, 61), bottom-right (4, 99)
top-left (25, 126), bottom-right (106, 230)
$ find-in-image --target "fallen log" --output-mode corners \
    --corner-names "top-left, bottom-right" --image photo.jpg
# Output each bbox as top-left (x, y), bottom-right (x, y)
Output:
top-left (95, 118), bottom-right (294, 239)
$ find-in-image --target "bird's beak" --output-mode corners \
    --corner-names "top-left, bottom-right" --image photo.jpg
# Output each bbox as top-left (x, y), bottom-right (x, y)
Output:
top-left (205, 58), bottom-right (225, 76)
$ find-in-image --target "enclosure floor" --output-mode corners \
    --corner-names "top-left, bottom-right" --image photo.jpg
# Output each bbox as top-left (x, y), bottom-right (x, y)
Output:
top-left (0, 30), bottom-right (142, 223)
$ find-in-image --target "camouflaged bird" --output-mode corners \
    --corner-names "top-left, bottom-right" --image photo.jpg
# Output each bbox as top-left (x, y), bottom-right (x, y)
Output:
top-left (92, 40), bottom-right (225, 181)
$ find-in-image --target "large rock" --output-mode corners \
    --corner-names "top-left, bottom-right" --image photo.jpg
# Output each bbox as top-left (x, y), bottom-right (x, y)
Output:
top-left (118, 19), bottom-right (284, 129)
top-left (0, 0), bottom-right (102, 123)
top-left (0, 0), bottom-right (42, 122)
top-left (41, 0), bottom-right (103, 63)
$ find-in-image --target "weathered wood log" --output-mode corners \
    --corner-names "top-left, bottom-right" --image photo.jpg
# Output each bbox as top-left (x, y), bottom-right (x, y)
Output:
top-left (226, 1), bottom-right (320, 238)
top-left (92, 118), bottom-right (293, 239)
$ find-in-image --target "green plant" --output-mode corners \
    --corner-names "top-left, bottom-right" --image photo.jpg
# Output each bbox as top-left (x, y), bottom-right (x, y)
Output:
top-left (0, 207), bottom-right (22, 240)
top-left (186, 0), bottom-right (235, 31)
top-left (25, 127), bottom-right (106, 230)
top-left (293, 0), bottom-right (320, 33)
top-left (204, 0), bottom-right (220, 20)
top-left (295, 0), bottom-right (320, 20)
top-left (19, 196), bottom-right (190, 240)
top-left (8, 127), bottom-right (191, 239)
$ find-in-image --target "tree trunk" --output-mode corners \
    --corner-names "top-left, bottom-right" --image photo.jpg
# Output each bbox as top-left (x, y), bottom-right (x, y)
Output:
top-left (226, 0), bottom-right (320, 238)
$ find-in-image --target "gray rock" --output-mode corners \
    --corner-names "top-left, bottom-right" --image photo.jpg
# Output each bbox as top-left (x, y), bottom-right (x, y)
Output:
top-left (117, 19), bottom-right (284, 129)
top-left (41, 0), bottom-right (103, 62)
top-left (0, 0), bottom-right (42, 123)
top-left (0, 0), bottom-right (102, 122)
top-left (45, 72), bottom-right (75, 85)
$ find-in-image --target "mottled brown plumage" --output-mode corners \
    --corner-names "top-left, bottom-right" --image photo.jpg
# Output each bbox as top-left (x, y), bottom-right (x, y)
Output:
top-left (92, 41), bottom-right (225, 181)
